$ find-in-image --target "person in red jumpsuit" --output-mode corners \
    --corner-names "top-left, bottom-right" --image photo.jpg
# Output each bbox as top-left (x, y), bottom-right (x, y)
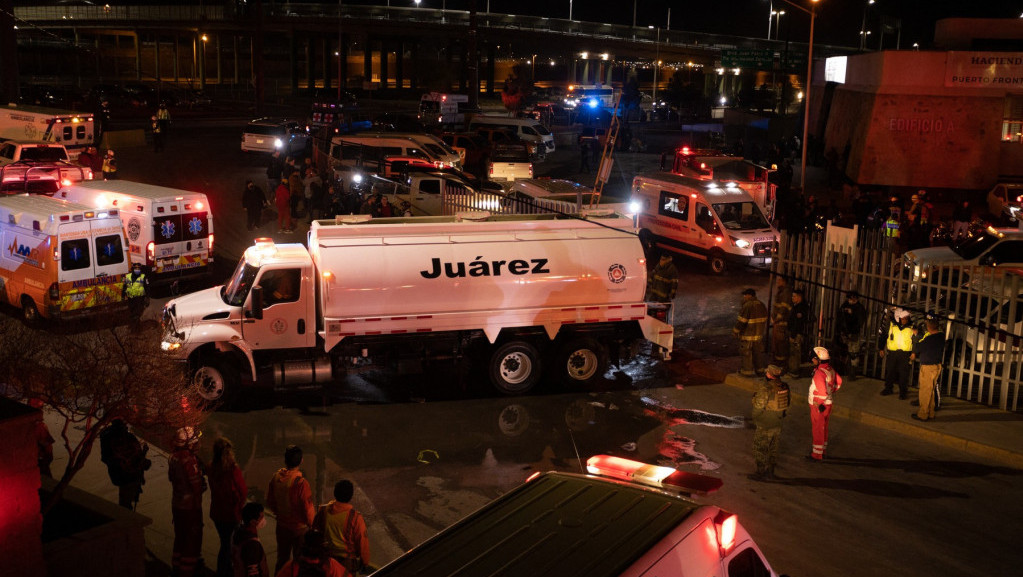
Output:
top-left (169, 426), bottom-right (207, 577)
top-left (807, 347), bottom-right (842, 461)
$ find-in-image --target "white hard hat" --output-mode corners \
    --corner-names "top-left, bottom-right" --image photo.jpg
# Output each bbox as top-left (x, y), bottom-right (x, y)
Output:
top-left (812, 346), bottom-right (830, 361)
top-left (894, 308), bottom-right (911, 321)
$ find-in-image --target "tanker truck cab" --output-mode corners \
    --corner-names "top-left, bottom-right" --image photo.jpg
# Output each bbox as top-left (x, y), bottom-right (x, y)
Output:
top-left (632, 172), bottom-right (777, 274)
top-left (373, 455), bottom-right (784, 577)
top-left (163, 213), bottom-right (674, 406)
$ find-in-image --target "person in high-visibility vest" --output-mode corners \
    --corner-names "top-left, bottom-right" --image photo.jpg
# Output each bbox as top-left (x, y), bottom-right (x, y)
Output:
top-left (807, 347), bottom-right (842, 461)
top-left (267, 445), bottom-right (315, 574)
top-left (314, 480), bottom-right (371, 574)
top-left (879, 308), bottom-right (914, 399)
top-left (122, 263), bottom-right (149, 318)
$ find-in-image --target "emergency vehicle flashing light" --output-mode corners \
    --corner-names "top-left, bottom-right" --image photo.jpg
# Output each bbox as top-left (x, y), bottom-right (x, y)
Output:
top-left (586, 455), bottom-right (678, 486)
top-left (714, 510), bottom-right (738, 555)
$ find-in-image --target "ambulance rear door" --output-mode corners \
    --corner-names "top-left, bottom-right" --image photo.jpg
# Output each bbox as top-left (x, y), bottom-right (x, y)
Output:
top-left (56, 217), bottom-right (127, 314)
top-left (151, 197), bottom-right (212, 275)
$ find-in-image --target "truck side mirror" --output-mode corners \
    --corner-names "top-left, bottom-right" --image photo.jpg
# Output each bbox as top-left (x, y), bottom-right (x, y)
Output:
top-left (250, 286), bottom-right (264, 320)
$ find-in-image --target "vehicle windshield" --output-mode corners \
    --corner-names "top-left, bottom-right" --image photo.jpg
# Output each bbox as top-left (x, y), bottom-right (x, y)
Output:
top-left (532, 124), bottom-right (552, 136)
top-left (712, 201), bottom-right (770, 231)
top-left (21, 147), bottom-right (69, 162)
top-left (222, 258), bottom-right (260, 306)
top-left (954, 231), bottom-right (1000, 260)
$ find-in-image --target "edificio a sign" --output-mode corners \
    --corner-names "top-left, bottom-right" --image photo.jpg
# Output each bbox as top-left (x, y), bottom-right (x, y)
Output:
top-left (945, 51), bottom-right (1023, 88)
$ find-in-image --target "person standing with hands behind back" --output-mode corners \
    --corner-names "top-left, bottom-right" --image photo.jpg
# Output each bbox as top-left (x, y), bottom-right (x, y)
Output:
top-left (209, 437), bottom-right (248, 577)
top-left (748, 365), bottom-right (790, 481)
top-left (807, 347), bottom-right (842, 462)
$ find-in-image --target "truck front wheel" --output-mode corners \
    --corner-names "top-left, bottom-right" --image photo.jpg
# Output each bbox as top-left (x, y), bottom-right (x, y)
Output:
top-left (558, 337), bottom-right (609, 385)
top-left (192, 359), bottom-right (239, 408)
top-left (489, 341), bottom-right (541, 395)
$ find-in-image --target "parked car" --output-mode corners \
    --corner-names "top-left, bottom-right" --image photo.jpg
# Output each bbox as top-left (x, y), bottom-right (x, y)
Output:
top-left (240, 118), bottom-right (309, 155)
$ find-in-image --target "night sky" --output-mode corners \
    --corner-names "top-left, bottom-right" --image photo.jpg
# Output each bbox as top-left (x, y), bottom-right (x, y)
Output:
top-left (348, 0), bottom-right (1022, 48)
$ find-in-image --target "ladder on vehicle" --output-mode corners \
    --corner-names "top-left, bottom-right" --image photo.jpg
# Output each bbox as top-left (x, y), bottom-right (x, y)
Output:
top-left (591, 94), bottom-right (622, 207)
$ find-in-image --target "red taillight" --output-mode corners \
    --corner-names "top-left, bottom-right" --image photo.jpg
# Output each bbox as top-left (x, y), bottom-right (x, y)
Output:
top-left (48, 283), bottom-right (60, 300)
top-left (525, 471), bottom-right (541, 482)
top-left (146, 241), bottom-right (155, 266)
top-left (528, 164), bottom-right (533, 177)
top-left (715, 511), bottom-right (738, 555)
top-left (489, 165), bottom-right (494, 176)
top-left (208, 233), bottom-right (214, 256)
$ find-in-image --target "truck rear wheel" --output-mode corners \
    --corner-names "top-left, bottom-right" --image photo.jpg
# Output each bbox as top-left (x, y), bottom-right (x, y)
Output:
top-left (558, 337), bottom-right (609, 385)
top-left (192, 359), bottom-right (238, 408)
top-left (21, 296), bottom-right (41, 325)
top-left (489, 341), bottom-right (541, 395)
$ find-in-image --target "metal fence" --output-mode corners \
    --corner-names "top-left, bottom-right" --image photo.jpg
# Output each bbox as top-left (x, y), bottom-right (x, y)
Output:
top-left (771, 223), bottom-right (1022, 412)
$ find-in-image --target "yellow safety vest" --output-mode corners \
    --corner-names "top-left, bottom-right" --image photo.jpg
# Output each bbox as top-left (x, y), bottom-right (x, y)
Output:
top-left (124, 273), bottom-right (146, 298)
top-left (887, 323), bottom-right (914, 352)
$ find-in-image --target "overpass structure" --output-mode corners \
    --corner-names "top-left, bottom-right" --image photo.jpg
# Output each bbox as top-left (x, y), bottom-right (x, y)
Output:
top-left (6, 3), bottom-right (852, 108)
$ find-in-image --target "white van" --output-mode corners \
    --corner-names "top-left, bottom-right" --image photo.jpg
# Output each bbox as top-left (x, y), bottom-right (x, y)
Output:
top-left (328, 132), bottom-right (461, 174)
top-left (57, 180), bottom-right (214, 288)
top-left (373, 455), bottom-right (783, 577)
top-left (631, 172), bottom-right (778, 274)
top-left (468, 115), bottom-right (555, 155)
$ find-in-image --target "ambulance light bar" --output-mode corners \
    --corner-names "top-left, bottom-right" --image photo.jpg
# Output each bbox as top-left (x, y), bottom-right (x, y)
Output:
top-left (586, 455), bottom-right (723, 495)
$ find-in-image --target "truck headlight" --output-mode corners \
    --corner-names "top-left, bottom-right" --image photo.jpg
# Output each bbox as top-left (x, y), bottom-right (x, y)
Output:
top-left (274, 138), bottom-right (284, 149)
top-left (729, 235), bottom-right (751, 249)
top-left (161, 341), bottom-right (181, 352)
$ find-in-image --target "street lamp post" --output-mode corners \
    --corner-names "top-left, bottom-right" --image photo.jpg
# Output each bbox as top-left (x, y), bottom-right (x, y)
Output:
top-left (859, 0), bottom-right (875, 51)
top-left (569, 0), bottom-right (572, 21)
top-left (772, 10), bottom-right (785, 39)
top-left (767, 0), bottom-right (774, 40)
top-left (776, 0), bottom-right (819, 193)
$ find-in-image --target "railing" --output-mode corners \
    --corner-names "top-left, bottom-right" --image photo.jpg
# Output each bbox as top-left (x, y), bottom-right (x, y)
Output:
top-left (771, 224), bottom-right (1022, 412)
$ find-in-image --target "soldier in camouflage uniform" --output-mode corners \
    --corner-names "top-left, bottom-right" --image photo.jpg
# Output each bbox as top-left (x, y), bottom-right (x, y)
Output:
top-left (750, 364), bottom-right (790, 481)
top-left (734, 288), bottom-right (768, 376)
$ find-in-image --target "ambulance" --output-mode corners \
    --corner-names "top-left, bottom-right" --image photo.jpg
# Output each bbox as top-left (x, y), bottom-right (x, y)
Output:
top-left (0, 104), bottom-right (96, 160)
top-left (0, 194), bottom-right (130, 322)
top-left (56, 180), bottom-right (214, 288)
top-left (373, 455), bottom-right (785, 577)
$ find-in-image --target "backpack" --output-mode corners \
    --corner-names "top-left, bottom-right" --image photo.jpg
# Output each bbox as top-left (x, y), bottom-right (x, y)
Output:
top-left (765, 381), bottom-right (790, 411)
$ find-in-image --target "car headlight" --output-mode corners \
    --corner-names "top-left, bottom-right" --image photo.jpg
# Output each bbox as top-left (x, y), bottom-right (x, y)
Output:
top-left (274, 138), bottom-right (283, 149)
top-left (161, 341), bottom-right (181, 352)
top-left (729, 236), bottom-right (751, 249)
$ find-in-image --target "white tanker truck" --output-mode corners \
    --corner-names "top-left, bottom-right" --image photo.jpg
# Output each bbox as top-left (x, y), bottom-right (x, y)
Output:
top-left (161, 212), bottom-right (673, 404)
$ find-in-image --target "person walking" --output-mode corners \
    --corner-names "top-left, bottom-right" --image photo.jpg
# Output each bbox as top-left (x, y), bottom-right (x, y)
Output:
top-left (911, 318), bottom-right (946, 421)
top-left (733, 288), bottom-right (768, 377)
top-left (157, 101), bottom-right (172, 138)
top-left (102, 149), bottom-right (118, 180)
top-left (770, 275), bottom-right (793, 368)
top-left (99, 418), bottom-right (151, 509)
top-left (267, 445), bottom-right (316, 574)
top-left (807, 347), bottom-right (842, 462)
top-left (313, 480), bottom-right (371, 575)
top-left (122, 262), bottom-right (150, 319)
top-left (232, 502), bottom-right (270, 577)
top-left (209, 437), bottom-right (248, 577)
top-left (786, 289), bottom-right (810, 377)
top-left (244, 180), bottom-right (267, 231)
top-left (879, 308), bottom-right (914, 399)
top-left (168, 426), bottom-right (207, 577)
top-left (275, 180), bottom-right (294, 233)
top-left (274, 530), bottom-right (348, 577)
top-left (836, 290), bottom-right (867, 379)
top-left (749, 364), bottom-right (790, 481)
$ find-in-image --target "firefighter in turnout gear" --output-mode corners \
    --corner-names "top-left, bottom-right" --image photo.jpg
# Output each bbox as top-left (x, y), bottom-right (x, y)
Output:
top-left (734, 288), bottom-right (768, 376)
top-left (808, 347), bottom-right (842, 461)
top-left (168, 427), bottom-right (207, 577)
top-left (123, 263), bottom-right (149, 318)
top-left (749, 364), bottom-right (790, 481)
top-left (770, 276), bottom-right (793, 367)
top-left (646, 253), bottom-right (679, 324)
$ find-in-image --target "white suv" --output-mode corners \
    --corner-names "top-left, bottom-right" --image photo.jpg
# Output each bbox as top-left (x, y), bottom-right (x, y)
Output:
top-left (240, 118), bottom-right (309, 155)
top-left (903, 227), bottom-right (1023, 287)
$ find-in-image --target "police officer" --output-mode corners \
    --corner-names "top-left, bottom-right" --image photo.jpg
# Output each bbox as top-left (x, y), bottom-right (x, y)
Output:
top-left (808, 347), bottom-right (842, 461)
top-left (836, 290), bottom-right (867, 379)
top-left (787, 289), bottom-right (810, 377)
top-left (151, 115), bottom-right (165, 152)
top-left (749, 364), bottom-right (790, 481)
top-left (122, 262), bottom-right (149, 318)
top-left (733, 288), bottom-right (768, 377)
top-left (879, 308), bottom-right (914, 399)
top-left (168, 427), bottom-right (207, 577)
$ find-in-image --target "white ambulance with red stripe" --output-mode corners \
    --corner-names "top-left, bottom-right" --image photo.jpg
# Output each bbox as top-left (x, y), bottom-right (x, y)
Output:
top-left (161, 212), bottom-right (674, 405)
top-left (0, 194), bottom-right (130, 322)
top-left (57, 180), bottom-right (214, 289)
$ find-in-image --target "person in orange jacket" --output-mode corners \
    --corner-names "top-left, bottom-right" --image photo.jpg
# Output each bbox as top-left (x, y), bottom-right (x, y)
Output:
top-left (313, 480), bottom-right (371, 574)
top-left (267, 445), bottom-right (316, 574)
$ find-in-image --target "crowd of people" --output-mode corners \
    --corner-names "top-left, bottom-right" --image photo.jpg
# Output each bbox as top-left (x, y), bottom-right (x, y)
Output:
top-left (97, 422), bottom-right (372, 577)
